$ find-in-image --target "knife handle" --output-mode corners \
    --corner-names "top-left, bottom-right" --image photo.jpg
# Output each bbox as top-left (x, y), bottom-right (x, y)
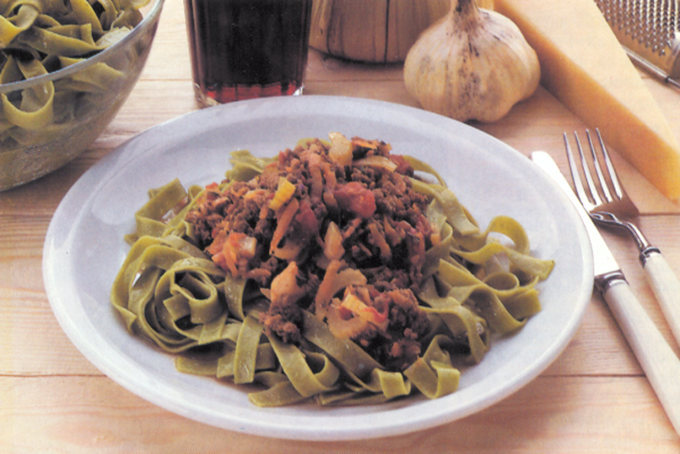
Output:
top-left (604, 281), bottom-right (680, 435)
top-left (643, 251), bottom-right (680, 349)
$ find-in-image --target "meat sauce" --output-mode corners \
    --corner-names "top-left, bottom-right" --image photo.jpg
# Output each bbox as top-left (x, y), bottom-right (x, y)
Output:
top-left (185, 136), bottom-right (435, 371)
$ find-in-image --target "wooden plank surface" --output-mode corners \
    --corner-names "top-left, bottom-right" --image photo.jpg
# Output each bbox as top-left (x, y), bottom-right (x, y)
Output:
top-left (2, 375), bottom-right (679, 453)
top-left (2, 0), bottom-right (680, 451)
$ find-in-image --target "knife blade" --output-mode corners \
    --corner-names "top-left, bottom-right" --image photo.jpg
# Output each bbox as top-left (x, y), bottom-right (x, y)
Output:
top-left (531, 151), bottom-right (680, 435)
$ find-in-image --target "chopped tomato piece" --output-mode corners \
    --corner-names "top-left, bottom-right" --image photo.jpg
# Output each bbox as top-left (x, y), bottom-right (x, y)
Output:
top-left (333, 182), bottom-right (376, 219)
top-left (389, 154), bottom-right (412, 174)
top-left (209, 232), bottom-right (257, 276)
top-left (291, 200), bottom-right (318, 241)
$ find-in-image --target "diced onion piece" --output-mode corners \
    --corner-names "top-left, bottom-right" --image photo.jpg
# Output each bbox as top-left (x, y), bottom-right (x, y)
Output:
top-left (270, 261), bottom-right (306, 307)
top-left (354, 155), bottom-right (398, 172)
top-left (340, 292), bottom-right (388, 330)
top-left (340, 292), bottom-right (368, 315)
top-left (323, 221), bottom-right (345, 261)
top-left (326, 301), bottom-right (369, 340)
top-left (328, 132), bottom-right (353, 167)
top-left (314, 260), bottom-right (367, 311)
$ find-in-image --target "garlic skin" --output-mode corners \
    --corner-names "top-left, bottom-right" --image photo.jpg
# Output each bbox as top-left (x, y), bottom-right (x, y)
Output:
top-left (403, 0), bottom-right (540, 123)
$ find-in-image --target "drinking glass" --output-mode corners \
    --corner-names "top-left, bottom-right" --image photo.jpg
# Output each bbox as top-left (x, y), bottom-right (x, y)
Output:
top-left (184, 0), bottom-right (313, 107)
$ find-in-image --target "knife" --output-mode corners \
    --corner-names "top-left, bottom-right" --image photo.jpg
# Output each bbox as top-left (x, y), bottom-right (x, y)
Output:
top-left (531, 151), bottom-right (680, 435)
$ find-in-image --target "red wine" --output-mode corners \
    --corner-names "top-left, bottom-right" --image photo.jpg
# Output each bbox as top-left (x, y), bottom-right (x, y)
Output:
top-left (184, 0), bottom-right (312, 106)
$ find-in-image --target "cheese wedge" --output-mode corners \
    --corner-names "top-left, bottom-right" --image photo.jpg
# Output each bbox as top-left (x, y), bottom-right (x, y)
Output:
top-left (493, 0), bottom-right (680, 200)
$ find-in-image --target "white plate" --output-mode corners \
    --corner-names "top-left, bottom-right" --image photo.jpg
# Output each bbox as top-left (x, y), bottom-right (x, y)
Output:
top-left (43, 95), bottom-right (593, 441)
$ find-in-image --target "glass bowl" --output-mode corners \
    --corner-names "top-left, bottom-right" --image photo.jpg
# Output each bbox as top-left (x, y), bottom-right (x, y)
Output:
top-left (0, 0), bottom-right (165, 191)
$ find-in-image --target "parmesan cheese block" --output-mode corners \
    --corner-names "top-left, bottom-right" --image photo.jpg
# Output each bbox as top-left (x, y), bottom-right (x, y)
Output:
top-left (493, 0), bottom-right (680, 200)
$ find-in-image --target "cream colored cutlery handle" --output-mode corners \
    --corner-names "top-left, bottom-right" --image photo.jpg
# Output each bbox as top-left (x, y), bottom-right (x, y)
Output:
top-left (605, 281), bottom-right (680, 435)
top-left (644, 252), bottom-right (680, 348)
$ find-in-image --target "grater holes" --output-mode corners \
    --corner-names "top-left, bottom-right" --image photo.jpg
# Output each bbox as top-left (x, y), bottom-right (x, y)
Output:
top-left (594, 0), bottom-right (678, 56)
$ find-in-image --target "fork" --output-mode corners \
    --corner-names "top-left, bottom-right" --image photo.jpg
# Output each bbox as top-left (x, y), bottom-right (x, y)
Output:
top-left (564, 129), bottom-right (680, 347)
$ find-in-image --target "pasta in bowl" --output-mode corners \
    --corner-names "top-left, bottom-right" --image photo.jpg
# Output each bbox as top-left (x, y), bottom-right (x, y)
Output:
top-left (111, 132), bottom-right (555, 407)
top-left (0, 0), bottom-right (164, 191)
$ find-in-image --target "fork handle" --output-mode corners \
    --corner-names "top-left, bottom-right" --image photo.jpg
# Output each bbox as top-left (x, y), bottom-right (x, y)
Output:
top-left (604, 281), bottom-right (680, 435)
top-left (643, 251), bottom-right (680, 348)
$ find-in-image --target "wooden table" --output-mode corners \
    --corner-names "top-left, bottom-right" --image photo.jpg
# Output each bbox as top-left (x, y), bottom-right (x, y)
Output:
top-left (3, 1), bottom-right (680, 452)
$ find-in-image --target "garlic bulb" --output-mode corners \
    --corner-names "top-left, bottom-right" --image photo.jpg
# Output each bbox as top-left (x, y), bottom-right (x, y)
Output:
top-left (403, 0), bottom-right (540, 123)
top-left (310, 0), bottom-right (450, 63)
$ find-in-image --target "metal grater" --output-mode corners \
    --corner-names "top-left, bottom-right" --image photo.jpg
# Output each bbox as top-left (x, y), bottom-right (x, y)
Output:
top-left (594, 0), bottom-right (680, 88)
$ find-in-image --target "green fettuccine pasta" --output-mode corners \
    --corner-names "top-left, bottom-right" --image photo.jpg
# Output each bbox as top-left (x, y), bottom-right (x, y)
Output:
top-left (111, 135), bottom-right (555, 407)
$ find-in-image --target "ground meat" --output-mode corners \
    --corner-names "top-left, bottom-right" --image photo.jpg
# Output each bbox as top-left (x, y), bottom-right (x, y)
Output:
top-left (184, 135), bottom-right (435, 369)
top-left (354, 289), bottom-right (431, 371)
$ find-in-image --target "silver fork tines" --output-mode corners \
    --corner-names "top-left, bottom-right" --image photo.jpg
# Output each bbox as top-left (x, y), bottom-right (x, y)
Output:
top-left (564, 129), bottom-right (624, 212)
top-left (563, 129), bottom-right (657, 258)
